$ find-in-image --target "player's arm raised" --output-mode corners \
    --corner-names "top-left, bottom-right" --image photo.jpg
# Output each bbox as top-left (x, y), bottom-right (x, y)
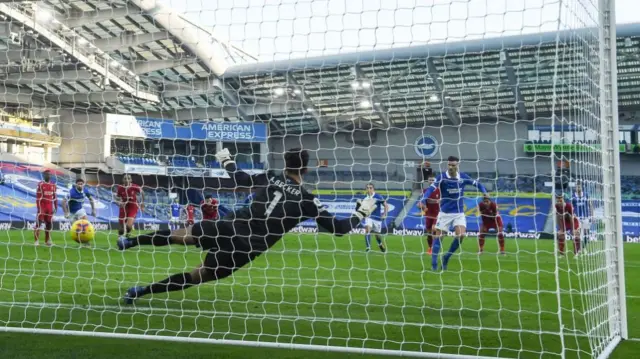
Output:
top-left (306, 196), bottom-right (377, 236)
top-left (215, 148), bottom-right (268, 189)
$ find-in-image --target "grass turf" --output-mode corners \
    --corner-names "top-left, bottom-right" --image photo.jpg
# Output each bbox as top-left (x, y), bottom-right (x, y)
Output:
top-left (0, 229), bottom-right (638, 358)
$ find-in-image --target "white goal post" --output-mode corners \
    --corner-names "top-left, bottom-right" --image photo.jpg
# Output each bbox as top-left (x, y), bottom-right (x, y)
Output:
top-left (0, 0), bottom-right (628, 358)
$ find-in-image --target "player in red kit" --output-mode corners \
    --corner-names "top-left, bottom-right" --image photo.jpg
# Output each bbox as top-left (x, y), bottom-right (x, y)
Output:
top-left (555, 193), bottom-right (581, 256)
top-left (418, 176), bottom-right (440, 254)
top-left (35, 170), bottom-right (58, 246)
top-left (115, 174), bottom-right (144, 237)
top-left (478, 196), bottom-right (505, 254)
top-left (200, 195), bottom-right (219, 221)
top-left (184, 203), bottom-right (196, 226)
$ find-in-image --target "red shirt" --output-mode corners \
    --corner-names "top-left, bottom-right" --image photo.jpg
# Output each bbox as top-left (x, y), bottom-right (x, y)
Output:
top-left (556, 202), bottom-right (574, 221)
top-left (186, 204), bottom-right (195, 221)
top-left (479, 201), bottom-right (500, 222)
top-left (201, 199), bottom-right (219, 220)
top-left (36, 181), bottom-right (57, 210)
top-left (116, 184), bottom-right (141, 205)
top-left (424, 188), bottom-right (440, 218)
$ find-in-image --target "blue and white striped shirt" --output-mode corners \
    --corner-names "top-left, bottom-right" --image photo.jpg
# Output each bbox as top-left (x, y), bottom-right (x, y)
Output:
top-left (571, 192), bottom-right (591, 218)
top-left (422, 171), bottom-right (487, 214)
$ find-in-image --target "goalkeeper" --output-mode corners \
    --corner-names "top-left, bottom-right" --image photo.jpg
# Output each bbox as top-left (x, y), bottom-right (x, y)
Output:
top-left (117, 148), bottom-right (379, 304)
top-left (420, 156), bottom-right (488, 271)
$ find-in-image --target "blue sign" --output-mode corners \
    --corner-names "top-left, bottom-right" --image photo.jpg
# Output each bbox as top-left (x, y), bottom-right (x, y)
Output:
top-left (400, 197), bottom-right (552, 235)
top-left (622, 201), bottom-right (640, 241)
top-left (108, 115), bottom-right (268, 143)
top-left (296, 195), bottom-right (405, 229)
top-left (414, 135), bottom-right (439, 158)
top-left (0, 162), bottom-right (162, 223)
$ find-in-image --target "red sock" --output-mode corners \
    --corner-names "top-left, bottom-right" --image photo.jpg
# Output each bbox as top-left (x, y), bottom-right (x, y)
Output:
top-left (426, 235), bottom-right (433, 249)
top-left (573, 235), bottom-right (581, 254)
top-left (558, 234), bottom-right (566, 254)
top-left (45, 221), bottom-right (53, 243)
top-left (498, 233), bottom-right (505, 251)
top-left (478, 234), bottom-right (485, 251)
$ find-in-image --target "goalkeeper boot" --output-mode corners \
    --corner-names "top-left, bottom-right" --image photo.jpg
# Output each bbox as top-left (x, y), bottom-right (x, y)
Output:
top-left (123, 286), bottom-right (145, 305)
top-left (117, 236), bottom-right (137, 251)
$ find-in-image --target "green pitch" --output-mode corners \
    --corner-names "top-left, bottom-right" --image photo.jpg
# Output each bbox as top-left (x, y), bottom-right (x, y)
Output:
top-left (0, 230), bottom-right (638, 359)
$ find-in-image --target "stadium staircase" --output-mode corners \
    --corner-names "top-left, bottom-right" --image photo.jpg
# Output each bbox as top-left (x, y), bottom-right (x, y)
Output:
top-left (393, 189), bottom-right (422, 229)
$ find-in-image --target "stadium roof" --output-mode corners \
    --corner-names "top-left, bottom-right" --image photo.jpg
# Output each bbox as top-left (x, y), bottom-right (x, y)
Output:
top-left (1, 1), bottom-right (640, 135)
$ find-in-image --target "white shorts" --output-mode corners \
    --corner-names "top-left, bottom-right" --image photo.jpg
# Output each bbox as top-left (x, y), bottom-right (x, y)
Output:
top-left (170, 216), bottom-right (180, 224)
top-left (364, 218), bottom-right (383, 233)
top-left (435, 212), bottom-right (467, 231)
top-left (70, 208), bottom-right (87, 221)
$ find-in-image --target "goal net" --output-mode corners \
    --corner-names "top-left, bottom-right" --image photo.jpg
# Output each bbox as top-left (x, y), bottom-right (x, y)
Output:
top-left (0, 0), bottom-right (627, 358)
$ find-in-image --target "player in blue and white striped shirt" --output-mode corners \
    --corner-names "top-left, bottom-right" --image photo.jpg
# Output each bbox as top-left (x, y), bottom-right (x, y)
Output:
top-left (62, 178), bottom-right (96, 221)
top-left (572, 181), bottom-right (594, 249)
top-left (169, 198), bottom-right (182, 230)
top-left (421, 156), bottom-right (488, 271)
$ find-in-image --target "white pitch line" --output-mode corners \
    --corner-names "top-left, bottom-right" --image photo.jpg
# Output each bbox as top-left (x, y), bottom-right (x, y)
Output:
top-left (0, 300), bottom-right (581, 337)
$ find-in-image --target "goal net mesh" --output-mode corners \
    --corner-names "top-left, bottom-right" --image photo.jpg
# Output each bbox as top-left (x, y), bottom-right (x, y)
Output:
top-left (0, 0), bottom-right (626, 358)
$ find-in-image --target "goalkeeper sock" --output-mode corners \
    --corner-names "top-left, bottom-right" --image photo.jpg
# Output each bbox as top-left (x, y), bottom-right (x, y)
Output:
top-left (443, 237), bottom-right (461, 267)
top-left (431, 238), bottom-right (441, 270)
top-left (498, 233), bottom-right (505, 252)
top-left (142, 272), bottom-right (193, 296)
top-left (134, 230), bottom-right (172, 246)
top-left (478, 234), bottom-right (485, 252)
top-left (426, 235), bottom-right (433, 249)
top-left (365, 234), bottom-right (371, 249)
top-left (375, 235), bottom-right (383, 246)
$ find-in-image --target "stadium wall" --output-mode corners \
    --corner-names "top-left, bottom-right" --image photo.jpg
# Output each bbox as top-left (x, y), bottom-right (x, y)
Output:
top-left (53, 111), bottom-right (109, 165)
top-left (270, 123), bottom-right (640, 179)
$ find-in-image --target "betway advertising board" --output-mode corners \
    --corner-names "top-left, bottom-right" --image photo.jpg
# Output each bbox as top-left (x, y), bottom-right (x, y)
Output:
top-left (622, 201), bottom-right (640, 243)
top-left (399, 197), bottom-right (551, 236)
top-left (291, 195), bottom-right (404, 234)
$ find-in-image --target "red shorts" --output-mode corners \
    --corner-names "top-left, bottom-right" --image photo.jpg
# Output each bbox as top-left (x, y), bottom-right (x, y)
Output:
top-left (119, 204), bottom-right (138, 223)
top-left (560, 218), bottom-right (580, 233)
top-left (481, 217), bottom-right (503, 230)
top-left (37, 209), bottom-right (53, 222)
top-left (186, 219), bottom-right (195, 226)
top-left (425, 217), bottom-right (437, 232)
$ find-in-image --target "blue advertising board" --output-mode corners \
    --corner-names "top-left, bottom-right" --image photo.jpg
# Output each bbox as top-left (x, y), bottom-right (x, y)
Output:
top-left (400, 197), bottom-right (552, 236)
top-left (294, 195), bottom-right (405, 231)
top-left (622, 201), bottom-right (640, 242)
top-left (0, 162), bottom-right (162, 223)
top-left (107, 115), bottom-right (268, 143)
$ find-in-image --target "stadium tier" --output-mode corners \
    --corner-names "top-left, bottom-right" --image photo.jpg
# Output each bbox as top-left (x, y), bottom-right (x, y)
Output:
top-left (0, 1), bottom-right (636, 359)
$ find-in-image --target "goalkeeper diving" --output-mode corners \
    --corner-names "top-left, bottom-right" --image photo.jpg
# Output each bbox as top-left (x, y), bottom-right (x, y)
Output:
top-left (116, 148), bottom-right (380, 303)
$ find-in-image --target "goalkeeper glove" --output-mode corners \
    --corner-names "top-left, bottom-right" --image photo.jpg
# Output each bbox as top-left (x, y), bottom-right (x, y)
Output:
top-left (215, 148), bottom-right (234, 167)
top-left (354, 197), bottom-right (377, 220)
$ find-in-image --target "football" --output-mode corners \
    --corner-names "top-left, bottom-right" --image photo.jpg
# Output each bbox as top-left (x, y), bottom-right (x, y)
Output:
top-left (70, 219), bottom-right (95, 244)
